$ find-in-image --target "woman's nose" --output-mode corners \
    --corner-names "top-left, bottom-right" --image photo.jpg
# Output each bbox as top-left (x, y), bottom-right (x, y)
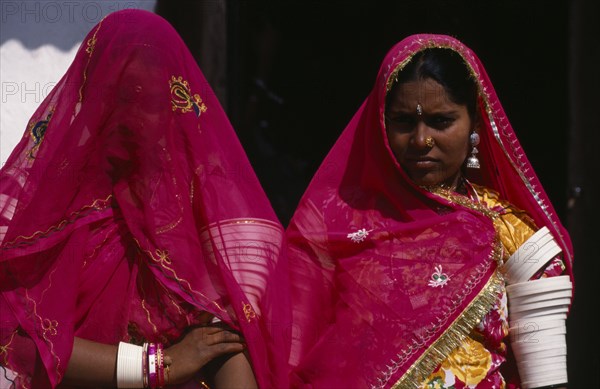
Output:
top-left (412, 121), bottom-right (432, 149)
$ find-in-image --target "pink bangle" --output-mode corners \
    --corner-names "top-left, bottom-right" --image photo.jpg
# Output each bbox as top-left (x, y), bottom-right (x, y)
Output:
top-left (147, 343), bottom-right (157, 389)
top-left (142, 343), bottom-right (148, 388)
top-left (157, 343), bottom-right (165, 388)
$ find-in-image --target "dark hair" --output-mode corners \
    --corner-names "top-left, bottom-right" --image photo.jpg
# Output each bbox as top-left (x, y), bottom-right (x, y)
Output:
top-left (387, 48), bottom-right (479, 119)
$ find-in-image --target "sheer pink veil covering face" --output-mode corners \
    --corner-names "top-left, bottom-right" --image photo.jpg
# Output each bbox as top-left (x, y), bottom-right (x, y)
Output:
top-left (286, 34), bottom-right (573, 388)
top-left (0, 10), bottom-right (290, 388)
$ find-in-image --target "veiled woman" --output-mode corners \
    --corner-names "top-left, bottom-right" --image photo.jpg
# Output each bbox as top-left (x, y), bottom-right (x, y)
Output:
top-left (0, 9), bottom-right (289, 389)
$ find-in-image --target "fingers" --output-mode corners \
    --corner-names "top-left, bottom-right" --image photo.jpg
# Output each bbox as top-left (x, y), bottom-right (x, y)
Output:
top-left (208, 329), bottom-right (244, 345)
top-left (211, 341), bottom-right (245, 356)
top-left (188, 326), bottom-right (245, 345)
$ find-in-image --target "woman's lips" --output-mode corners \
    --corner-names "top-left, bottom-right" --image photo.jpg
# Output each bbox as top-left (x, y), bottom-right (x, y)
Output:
top-left (404, 157), bottom-right (438, 169)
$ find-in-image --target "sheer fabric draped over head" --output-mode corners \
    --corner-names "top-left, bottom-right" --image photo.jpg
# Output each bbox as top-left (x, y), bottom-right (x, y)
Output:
top-left (0, 10), bottom-right (289, 388)
top-left (286, 34), bottom-right (573, 388)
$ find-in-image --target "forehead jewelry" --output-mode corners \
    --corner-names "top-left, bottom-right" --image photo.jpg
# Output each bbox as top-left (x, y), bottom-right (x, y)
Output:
top-left (416, 103), bottom-right (423, 116)
top-left (425, 136), bottom-right (435, 148)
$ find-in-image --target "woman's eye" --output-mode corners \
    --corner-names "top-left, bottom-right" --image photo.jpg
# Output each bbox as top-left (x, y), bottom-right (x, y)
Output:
top-left (427, 116), bottom-right (454, 129)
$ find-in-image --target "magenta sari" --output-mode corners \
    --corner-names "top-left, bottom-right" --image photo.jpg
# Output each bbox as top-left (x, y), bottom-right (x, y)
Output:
top-left (286, 34), bottom-right (574, 388)
top-left (0, 10), bottom-right (289, 389)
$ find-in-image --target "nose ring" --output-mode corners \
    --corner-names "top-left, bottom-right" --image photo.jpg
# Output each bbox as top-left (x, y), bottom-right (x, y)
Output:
top-left (425, 136), bottom-right (435, 148)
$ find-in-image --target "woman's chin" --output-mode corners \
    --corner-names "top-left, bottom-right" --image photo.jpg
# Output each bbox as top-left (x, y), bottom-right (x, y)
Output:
top-left (408, 173), bottom-right (444, 188)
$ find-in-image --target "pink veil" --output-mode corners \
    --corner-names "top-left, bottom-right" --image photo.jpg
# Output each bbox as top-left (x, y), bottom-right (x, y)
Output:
top-left (0, 10), bottom-right (289, 388)
top-left (286, 34), bottom-right (573, 388)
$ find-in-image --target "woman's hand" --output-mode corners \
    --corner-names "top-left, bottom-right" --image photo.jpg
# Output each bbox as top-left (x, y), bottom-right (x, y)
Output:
top-left (164, 325), bottom-right (246, 385)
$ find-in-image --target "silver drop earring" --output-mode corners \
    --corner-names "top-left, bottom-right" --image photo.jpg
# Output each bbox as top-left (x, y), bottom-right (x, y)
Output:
top-left (466, 131), bottom-right (480, 169)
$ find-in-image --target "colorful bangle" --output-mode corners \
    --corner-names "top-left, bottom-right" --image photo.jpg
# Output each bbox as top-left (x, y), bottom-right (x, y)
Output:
top-left (156, 343), bottom-right (165, 388)
top-left (147, 342), bottom-right (158, 389)
top-left (142, 343), bottom-right (149, 388)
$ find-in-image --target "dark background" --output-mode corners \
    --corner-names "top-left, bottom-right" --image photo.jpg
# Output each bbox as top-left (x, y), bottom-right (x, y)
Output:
top-left (157, 1), bottom-right (597, 387)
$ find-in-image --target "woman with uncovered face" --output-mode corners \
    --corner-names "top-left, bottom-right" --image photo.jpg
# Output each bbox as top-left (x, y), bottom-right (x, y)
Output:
top-left (286, 36), bottom-right (573, 389)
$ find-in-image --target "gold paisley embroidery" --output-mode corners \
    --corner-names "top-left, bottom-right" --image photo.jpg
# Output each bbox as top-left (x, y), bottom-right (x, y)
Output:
top-left (169, 76), bottom-right (207, 117)
top-left (441, 337), bottom-right (492, 386)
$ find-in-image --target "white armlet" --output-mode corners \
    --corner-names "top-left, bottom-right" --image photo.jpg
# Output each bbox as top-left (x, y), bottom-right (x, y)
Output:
top-left (506, 276), bottom-right (572, 389)
top-left (502, 226), bottom-right (562, 284)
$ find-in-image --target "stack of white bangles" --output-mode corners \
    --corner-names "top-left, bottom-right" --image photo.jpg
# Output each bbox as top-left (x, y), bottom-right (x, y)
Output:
top-left (502, 227), bottom-right (572, 389)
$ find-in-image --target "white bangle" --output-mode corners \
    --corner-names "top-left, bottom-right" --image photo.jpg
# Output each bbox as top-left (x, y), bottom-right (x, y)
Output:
top-left (507, 276), bottom-right (572, 389)
top-left (116, 342), bottom-right (144, 388)
top-left (502, 226), bottom-right (562, 284)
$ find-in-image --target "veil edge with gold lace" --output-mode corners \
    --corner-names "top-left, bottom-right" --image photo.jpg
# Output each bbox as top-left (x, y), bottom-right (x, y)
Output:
top-left (285, 34), bottom-right (573, 389)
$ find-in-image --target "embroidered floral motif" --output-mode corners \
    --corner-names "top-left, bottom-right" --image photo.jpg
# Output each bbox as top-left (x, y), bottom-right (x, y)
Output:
top-left (154, 249), bottom-right (172, 266)
top-left (85, 36), bottom-right (97, 55)
top-left (27, 111), bottom-right (53, 159)
top-left (169, 76), bottom-right (207, 117)
top-left (347, 228), bottom-right (371, 243)
top-left (42, 318), bottom-right (58, 337)
top-left (242, 301), bottom-right (257, 322)
top-left (428, 265), bottom-right (450, 288)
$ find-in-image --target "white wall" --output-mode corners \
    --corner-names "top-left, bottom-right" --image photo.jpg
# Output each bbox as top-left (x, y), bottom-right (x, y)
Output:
top-left (0, 0), bottom-right (157, 167)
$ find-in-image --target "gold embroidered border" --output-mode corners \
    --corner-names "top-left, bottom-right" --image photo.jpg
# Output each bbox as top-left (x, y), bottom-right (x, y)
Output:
top-left (135, 239), bottom-right (226, 314)
top-left (140, 299), bottom-right (159, 335)
top-left (78, 16), bottom-right (105, 102)
top-left (427, 186), bottom-right (500, 221)
top-left (391, 269), bottom-right (504, 389)
top-left (0, 329), bottom-right (17, 364)
top-left (385, 38), bottom-right (478, 94)
top-left (0, 194), bottom-right (113, 249)
top-left (25, 289), bottom-right (62, 382)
